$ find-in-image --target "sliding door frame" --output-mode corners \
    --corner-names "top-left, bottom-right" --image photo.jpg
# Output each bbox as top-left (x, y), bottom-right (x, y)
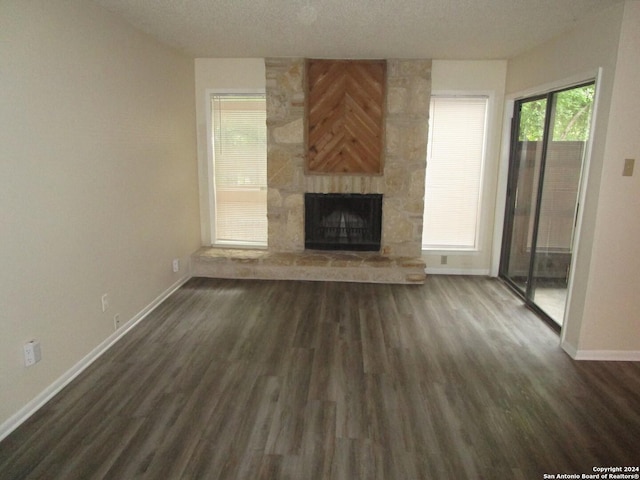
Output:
top-left (500, 93), bottom-right (559, 330)
top-left (498, 76), bottom-right (600, 332)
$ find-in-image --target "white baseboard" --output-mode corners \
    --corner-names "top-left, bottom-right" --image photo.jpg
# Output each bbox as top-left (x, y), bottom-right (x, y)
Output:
top-left (0, 275), bottom-right (192, 442)
top-left (573, 350), bottom-right (640, 361)
top-left (561, 340), bottom-right (578, 358)
top-left (562, 340), bottom-right (640, 361)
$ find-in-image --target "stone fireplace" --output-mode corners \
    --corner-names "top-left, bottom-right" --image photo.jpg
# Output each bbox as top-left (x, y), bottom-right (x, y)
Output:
top-left (266, 58), bottom-right (431, 258)
top-left (191, 58), bottom-right (431, 284)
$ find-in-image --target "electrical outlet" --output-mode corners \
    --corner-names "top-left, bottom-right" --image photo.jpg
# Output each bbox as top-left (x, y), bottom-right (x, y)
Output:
top-left (24, 340), bottom-right (42, 367)
top-left (113, 314), bottom-right (121, 330)
top-left (101, 293), bottom-right (110, 312)
top-left (623, 158), bottom-right (635, 177)
top-left (441, 255), bottom-right (448, 265)
top-left (172, 258), bottom-right (180, 273)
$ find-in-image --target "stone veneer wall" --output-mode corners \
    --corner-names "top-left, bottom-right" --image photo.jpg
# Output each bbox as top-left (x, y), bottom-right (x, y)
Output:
top-left (265, 58), bottom-right (431, 257)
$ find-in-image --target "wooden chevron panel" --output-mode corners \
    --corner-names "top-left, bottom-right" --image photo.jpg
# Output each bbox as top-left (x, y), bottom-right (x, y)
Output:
top-left (306, 59), bottom-right (386, 175)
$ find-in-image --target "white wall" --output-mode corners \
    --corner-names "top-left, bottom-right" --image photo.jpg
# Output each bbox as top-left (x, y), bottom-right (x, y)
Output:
top-left (194, 59), bottom-right (266, 245)
top-left (576, 1), bottom-right (640, 356)
top-left (423, 60), bottom-right (507, 275)
top-left (505, 2), bottom-right (640, 358)
top-left (0, 0), bottom-right (200, 430)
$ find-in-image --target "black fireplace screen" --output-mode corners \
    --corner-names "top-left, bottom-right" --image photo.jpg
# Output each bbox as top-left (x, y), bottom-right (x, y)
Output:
top-left (304, 193), bottom-right (382, 251)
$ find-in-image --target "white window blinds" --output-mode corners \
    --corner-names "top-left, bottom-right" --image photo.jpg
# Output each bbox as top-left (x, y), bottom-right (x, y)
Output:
top-left (211, 94), bottom-right (267, 245)
top-left (422, 96), bottom-right (488, 250)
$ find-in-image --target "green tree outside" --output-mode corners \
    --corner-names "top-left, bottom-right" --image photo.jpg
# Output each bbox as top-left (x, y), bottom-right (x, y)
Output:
top-left (519, 84), bottom-right (595, 142)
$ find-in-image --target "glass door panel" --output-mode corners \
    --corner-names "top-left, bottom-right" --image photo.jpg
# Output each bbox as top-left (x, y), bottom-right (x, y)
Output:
top-left (531, 84), bottom-right (594, 325)
top-left (502, 97), bottom-right (547, 293)
top-left (500, 83), bottom-right (594, 328)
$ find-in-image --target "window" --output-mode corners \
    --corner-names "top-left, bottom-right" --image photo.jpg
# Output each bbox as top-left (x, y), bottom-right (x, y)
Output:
top-left (422, 96), bottom-right (488, 250)
top-left (210, 93), bottom-right (267, 246)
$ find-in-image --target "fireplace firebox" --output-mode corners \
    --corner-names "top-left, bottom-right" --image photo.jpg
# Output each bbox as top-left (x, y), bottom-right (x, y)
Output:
top-left (304, 193), bottom-right (383, 251)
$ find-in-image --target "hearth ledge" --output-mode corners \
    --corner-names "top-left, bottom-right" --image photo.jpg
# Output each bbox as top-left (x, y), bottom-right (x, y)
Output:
top-left (191, 247), bottom-right (426, 285)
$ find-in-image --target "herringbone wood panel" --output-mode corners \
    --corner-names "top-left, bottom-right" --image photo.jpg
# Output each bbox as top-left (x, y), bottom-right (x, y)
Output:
top-left (306, 60), bottom-right (385, 174)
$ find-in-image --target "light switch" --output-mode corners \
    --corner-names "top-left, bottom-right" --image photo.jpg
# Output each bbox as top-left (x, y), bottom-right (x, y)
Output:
top-left (623, 158), bottom-right (635, 177)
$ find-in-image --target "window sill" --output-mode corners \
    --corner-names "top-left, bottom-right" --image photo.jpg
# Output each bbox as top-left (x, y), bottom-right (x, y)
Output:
top-left (422, 248), bottom-right (480, 256)
top-left (211, 242), bottom-right (268, 250)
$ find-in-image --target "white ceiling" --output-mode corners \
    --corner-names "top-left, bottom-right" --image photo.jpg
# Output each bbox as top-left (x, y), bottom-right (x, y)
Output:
top-left (93, 0), bottom-right (623, 59)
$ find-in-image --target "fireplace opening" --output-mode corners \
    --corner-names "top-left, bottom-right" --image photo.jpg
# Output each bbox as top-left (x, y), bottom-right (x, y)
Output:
top-left (304, 193), bottom-right (382, 251)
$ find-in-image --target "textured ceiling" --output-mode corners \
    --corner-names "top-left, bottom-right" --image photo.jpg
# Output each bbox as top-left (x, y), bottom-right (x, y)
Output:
top-left (93, 0), bottom-right (624, 59)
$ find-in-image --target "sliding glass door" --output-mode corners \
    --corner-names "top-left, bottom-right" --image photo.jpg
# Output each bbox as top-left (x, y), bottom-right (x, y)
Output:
top-left (500, 83), bottom-right (594, 327)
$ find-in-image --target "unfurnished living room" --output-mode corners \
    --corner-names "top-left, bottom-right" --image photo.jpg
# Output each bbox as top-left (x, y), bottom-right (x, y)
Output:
top-left (1, 1), bottom-right (639, 479)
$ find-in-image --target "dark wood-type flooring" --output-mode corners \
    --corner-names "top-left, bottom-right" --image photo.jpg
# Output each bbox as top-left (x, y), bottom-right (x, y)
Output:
top-left (1, 276), bottom-right (639, 479)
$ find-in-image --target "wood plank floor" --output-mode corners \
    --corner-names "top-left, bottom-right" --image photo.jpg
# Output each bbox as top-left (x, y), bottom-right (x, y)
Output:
top-left (1, 276), bottom-right (639, 479)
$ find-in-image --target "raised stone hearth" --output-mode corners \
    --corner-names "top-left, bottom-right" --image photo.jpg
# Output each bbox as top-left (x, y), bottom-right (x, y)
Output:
top-left (192, 248), bottom-right (426, 284)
